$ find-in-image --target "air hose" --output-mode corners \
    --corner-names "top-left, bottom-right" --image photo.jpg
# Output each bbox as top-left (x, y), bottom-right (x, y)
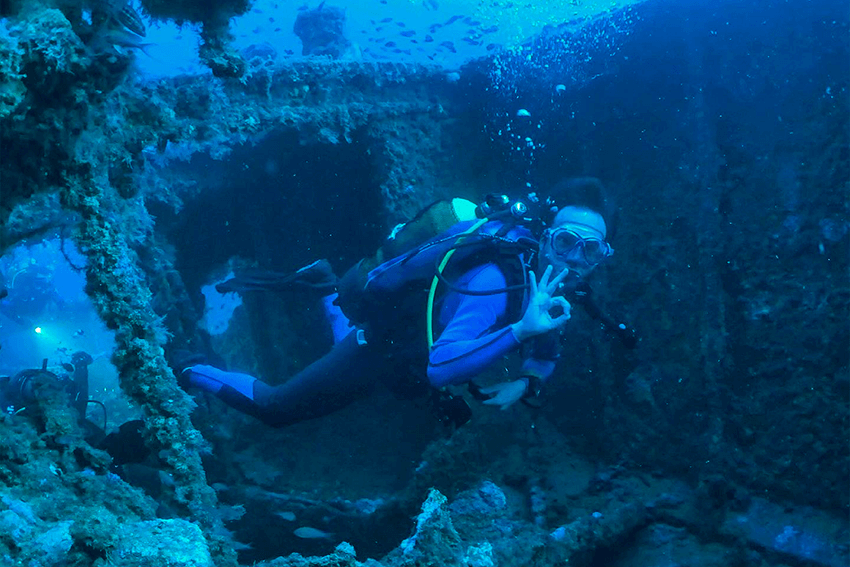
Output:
top-left (426, 217), bottom-right (490, 349)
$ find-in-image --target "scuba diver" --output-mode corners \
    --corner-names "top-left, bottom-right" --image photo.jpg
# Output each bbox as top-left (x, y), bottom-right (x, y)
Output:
top-left (2, 352), bottom-right (93, 420)
top-left (0, 354), bottom-right (181, 505)
top-left (177, 177), bottom-right (635, 428)
top-left (0, 351), bottom-right (108, 439)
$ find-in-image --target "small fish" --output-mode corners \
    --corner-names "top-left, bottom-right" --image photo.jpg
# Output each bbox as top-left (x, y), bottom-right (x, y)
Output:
top-left (294, 527), bottom-right (333, 540)
top-left (482, 25), bottom-right (499, 34)
top-left (91, 27), bottom-right (155, 57)
top-left (87, 0), bottom-right (145, 36)
top-left (380, 17), bottom-right (393, 23)
top-left (396, 21), bottom-right (406, 27)
top-left (445, 15), bottom-right (463, 26)
top-left (275, 28), bottom-right (282, 32)
top-left (115, 3), bottom-right (146, 37)
top-left (423, 0), bottom-right (439, 10)
top-left (486, 43), bottom-right (498, 51)
top-left (252, 8), bottom-right (262, 13)
top-left (439, 40), bottom-right (456, 53)
top-left (275, 511), bottom-right (296, 521)
top-left (220, 504), bottom-right (245, 522)
top-left (516, 109), bottom-right (531, 117)
top-left (385, 41), bottom-right (396, 47)
top-left (400, 30), bottom-right (415, 37)
top-left (464, 18), bottom-right (481, 26)
top-left (424, 34), bottom-right (434, 42)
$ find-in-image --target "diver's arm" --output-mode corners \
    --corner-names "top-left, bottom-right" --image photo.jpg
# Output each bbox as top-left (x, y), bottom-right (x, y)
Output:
top-left (477, 330), bottom-right (561, 408)
top-left (520, 330), bottom-right (561, 383)
top-left (427, 265), bottom-right (520, 388)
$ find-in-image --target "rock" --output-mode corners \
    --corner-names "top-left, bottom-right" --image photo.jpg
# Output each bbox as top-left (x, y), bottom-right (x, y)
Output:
top-left (32, 521), bottom-right (74, 564)
top-left (721, 498), bottom-right (849, 567)
top-left (610, 524), bottom-right (732, 567)
top-left (254, 542), bottom-right (372, 567)
top-left (393, 489), bottom-right (463, 566)
top-left (549, 502), bottom-right (650, 564)
top-left (108, 519), bottom-right (214, 567)
top-left (449, 480), bottom-right (508, 534)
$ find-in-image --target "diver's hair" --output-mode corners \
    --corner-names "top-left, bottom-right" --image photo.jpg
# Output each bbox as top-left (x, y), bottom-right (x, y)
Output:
top-left (550, 177), bottom-right (618, 238)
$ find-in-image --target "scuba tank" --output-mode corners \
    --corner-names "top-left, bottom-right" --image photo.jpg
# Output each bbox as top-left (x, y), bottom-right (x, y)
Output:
top-left (335, 194), bottom-right (548, 337)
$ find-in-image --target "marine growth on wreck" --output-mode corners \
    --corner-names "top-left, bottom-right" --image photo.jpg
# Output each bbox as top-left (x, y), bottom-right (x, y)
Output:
top-left (0, 0), bottom-right (847, 566)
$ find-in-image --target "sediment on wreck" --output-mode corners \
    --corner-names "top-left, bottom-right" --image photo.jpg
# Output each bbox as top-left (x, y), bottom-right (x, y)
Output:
top-left (2, 5), bottom-right (462, 557)
top-left (60, 168), bottom-right (238, 566)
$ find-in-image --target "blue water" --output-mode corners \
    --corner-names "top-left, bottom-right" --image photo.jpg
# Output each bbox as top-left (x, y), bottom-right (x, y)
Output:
top-left (135, 0), bottom-right (641, 76)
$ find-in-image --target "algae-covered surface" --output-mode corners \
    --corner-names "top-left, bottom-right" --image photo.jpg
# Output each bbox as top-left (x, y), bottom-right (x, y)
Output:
top-left (0, 0), bottom-right (846, 565)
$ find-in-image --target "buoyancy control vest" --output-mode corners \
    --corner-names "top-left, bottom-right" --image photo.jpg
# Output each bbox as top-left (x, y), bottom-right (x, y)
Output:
top-left (336, 198), bottom-right (539, 345)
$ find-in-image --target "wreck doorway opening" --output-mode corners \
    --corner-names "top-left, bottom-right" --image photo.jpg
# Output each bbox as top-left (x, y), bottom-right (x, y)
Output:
top-left (150, 128), bottom-right (387, 362)
top-left (162, 128), bottom-right (385, 307)
top-left (151, 126), bottom-right (390, 387)
top-left (151, 128), bottom-right (440, 562)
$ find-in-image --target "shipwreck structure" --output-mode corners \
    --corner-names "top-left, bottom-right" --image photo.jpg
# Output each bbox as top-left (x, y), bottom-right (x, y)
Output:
top-left (0, 0), bottom-right (846, 565)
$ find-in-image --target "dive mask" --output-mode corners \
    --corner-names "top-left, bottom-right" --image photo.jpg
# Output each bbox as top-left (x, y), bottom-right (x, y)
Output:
top-left (549, 226), bottom-right (614, 266)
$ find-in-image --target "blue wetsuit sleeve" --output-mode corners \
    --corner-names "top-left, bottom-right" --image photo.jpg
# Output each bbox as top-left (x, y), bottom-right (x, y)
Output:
top-left (427, 265), bottom-right (521, 388)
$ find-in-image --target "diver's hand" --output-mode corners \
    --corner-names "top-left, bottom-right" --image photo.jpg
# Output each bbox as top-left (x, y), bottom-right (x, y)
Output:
top-left (481, 380), bottom-right (527, 410)
top-left (511, 265), bottom-right (572, 341)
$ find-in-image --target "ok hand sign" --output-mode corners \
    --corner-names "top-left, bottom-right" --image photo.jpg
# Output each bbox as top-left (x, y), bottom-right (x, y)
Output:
top-left (511, 265), bottom-right (572, 342)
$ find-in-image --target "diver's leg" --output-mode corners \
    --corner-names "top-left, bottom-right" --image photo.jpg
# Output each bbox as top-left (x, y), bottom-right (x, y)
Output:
top-left (216, 259), bottom-right (339, 294)
top-left (184, 329), bottom-right (378, 428)
top-left (182, 365), bottom-right (256, 398)
top-left (215, 259), bottom-right (351, 343)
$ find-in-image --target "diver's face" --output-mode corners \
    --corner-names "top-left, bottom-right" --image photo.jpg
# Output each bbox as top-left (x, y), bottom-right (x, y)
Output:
top-left (538, 207), bottom-right (611, 284)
